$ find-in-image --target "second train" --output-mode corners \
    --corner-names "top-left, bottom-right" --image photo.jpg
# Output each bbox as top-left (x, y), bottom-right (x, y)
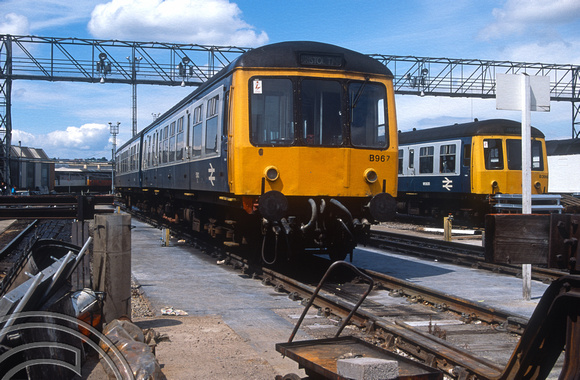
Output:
top-left (396, 118), bottom-right (549, 223)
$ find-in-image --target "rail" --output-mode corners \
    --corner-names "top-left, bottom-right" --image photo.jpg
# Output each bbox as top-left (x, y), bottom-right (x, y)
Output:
top-left (0, 194), bottom-right (114, 220)
top-left (368, 229), bottom-right (565, 283)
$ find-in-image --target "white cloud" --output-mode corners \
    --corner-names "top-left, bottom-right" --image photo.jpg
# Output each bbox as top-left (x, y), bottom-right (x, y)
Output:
top-left (480, 0), bottom-right (580, 40)
top-left (0, 1), bottom-right (103, 34)
top-left (0, 13), bottom-right (30, 35)
top-left (13, 123), bottom-right (112, 159)
top-left (500, 40), bottom-right (580, 64)
top-left (88, 0), bottom-right (269, 46)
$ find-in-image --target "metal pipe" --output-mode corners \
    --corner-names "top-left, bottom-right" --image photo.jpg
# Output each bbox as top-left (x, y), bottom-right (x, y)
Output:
top-left (300, 198), bottom-right (318, 233)
top-left (330, 198), bottom-right (353, 225)
top-left (0, 272), bottom-right (44, 342)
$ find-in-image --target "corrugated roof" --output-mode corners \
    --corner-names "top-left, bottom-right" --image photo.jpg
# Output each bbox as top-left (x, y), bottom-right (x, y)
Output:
top-left (10, 146), bottom-right (49, 159)
top-left (546, 139), bottom-right (580, 156)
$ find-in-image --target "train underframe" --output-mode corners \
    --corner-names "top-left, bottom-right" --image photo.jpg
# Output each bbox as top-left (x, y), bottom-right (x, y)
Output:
top-left (119, 188), bottom-right (395, 265)
top-left (396, 192), bottom-right (491, 225)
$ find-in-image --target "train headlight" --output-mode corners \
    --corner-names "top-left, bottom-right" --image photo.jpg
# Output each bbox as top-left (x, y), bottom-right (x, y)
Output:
top-left (534, 181), bottom-right (541, 189)
top-left (364, 168), bottom-right (378, 184)
top-left (491, 180), bottom-right (498, 188)
top-left (264, 166), bottom-right (279, 182)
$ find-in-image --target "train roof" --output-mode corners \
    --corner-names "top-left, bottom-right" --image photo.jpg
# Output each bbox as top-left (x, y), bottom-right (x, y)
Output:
top-left (183, 41), bottom-right (393, 110)
top-left (120, 41), bottom-right (394, 151)
top-left (546, 138), bottom-right (580, 156)
top-left (228, 41), bottom-right (393, 76)
top-left (398, 119), bottom-right (545, 144)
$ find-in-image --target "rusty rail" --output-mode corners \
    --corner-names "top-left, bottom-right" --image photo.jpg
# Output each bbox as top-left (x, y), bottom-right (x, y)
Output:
top-left (0, 194), bottom-right (114, 220)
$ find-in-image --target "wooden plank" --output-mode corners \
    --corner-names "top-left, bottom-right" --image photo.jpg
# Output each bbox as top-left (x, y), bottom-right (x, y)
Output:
top-left (484, 214), bottom-right (550, 264)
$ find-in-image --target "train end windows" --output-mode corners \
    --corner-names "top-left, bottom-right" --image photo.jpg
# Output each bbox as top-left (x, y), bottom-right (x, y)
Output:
top-left (483, 139), bottom-right (504, 170)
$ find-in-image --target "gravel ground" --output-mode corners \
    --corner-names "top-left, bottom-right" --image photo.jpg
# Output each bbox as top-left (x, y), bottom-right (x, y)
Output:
top-left (83, 276), bottom-right (282, 379)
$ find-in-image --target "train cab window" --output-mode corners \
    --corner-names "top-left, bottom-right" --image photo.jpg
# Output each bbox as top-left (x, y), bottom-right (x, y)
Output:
top-left (506, 139), bottom-right (544, 171)
top-left (301, 79), bottom-right (342, 146)
top-left (484, 139), bottom-right (503, 170)
top-left (176, 117), bottom-right (184, 161)
top-left (349, 82), bottom-right (388, 148)
top-left (192, 105), bottom-right (203, 157)
top-left (532, 140), bottom-right (544, 171)
top-left (439, 144), bottom-right (456, 173)
top-left (250, 78), bottom-right (294, 146)
top-left (398, 149), bottom-right (403, 174)
top-left (419, 146), bottom-right (434, 173)
top-left (205, 95), bottom-right (219, 154)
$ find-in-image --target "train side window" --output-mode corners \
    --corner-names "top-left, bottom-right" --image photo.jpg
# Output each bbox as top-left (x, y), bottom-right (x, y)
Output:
top-left (192, 105), bottom-right (203, 158)
top-left (169, 121), bottom-right (176, 162)
top-left (419, 146), bottom-right (434, 173)
top-left (186, 113), bottom-right (191, 158)
top-left (194, 105), bottom-right (202, 124)
top-left (484, 139), bottom-right (503, 170)
top-left (439, 144), bottom-right (456, 173)
top-left (176, 117), bottom-right (184, 161)
top-left (250, 78), bottom-right (294, 146)
top-left (398, 149), bottom-right (403, 174)
top-left (144, 136), bottom-right (150, 169)
top-left (154, 131), bottom-right (159, 166)
top-left (205, 95), bottom-right (219, 154)
top-left (408, 149), bottom-right (414, 169)
top-left (163, 125), bottom-right (169, 164)
top-left (463, 144), bottom-right (471, 167)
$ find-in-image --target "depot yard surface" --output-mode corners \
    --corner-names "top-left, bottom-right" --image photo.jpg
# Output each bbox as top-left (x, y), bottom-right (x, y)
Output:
top-left (84, 218), bottom-right (548, 379)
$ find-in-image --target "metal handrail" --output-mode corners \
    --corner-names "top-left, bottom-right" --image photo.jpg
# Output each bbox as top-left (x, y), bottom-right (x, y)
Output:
top-left (288, 260), bottom-right (374, 343)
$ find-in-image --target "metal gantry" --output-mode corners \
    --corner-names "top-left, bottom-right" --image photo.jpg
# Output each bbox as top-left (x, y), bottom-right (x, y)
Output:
top-left (1, 34), bottom-right (580, 188)
top-left (370, 53), bottom-right (580, 136)
top-left (0, 34), bottom-right (249, 187)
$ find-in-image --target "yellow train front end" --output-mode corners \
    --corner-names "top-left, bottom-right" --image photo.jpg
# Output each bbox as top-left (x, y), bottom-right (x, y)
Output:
top-left (225, 42), bottom-right (398, 262)
top-left (471, 134), bottom-right (549, 196)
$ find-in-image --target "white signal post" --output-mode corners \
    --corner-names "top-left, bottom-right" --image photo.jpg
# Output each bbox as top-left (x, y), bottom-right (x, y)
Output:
top-left (496, 73), bottom-right (550, 301)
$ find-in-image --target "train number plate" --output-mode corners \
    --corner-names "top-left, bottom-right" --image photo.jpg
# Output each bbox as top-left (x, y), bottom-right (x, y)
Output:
top-left (369, 154), bottom-right (389, 162)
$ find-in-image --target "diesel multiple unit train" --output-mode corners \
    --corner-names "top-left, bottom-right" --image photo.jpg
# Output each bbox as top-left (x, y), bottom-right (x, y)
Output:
top-left (397, 119), bottom-right (549, 221)
top-left (115, 41), bottom-right (399, 264)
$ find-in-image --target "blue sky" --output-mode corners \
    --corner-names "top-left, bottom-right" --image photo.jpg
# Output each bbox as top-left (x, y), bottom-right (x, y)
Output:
top-left (1, 0), bottom-right (580, 159)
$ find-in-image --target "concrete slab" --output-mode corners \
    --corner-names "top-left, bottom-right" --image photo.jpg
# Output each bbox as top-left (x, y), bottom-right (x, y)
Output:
top-left (352, 246), bottom-right (548, 318)
top-left (129, 219), bottom-right (308, 377)
top-left (0, 220), bottom-right (15, 235)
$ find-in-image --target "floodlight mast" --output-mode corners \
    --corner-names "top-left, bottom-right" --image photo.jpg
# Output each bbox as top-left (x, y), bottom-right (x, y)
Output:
top-left (109, 122), bottom-right (120, 194)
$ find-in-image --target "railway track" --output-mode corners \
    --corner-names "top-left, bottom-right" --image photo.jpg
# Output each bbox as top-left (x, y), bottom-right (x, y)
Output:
top-left (213, 251), bottom-right (566, 380)
top-left (0, 219), bottom-right (73, 296)
top-left (368, 229), bottom-right (566, 283)
top-left (121, 209), bottom-right (570, 378)
top-left (253, 254), bottom-right (578, 379)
